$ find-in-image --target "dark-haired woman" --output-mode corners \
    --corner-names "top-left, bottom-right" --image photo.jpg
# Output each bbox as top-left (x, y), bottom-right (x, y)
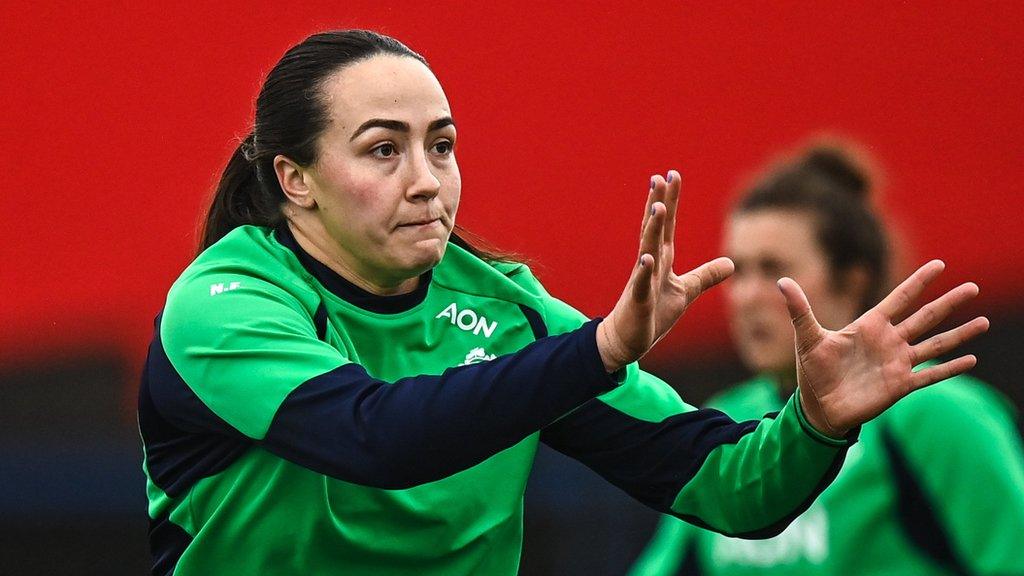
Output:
top-left (138, 30), bottom-right (988, 575)
top-left (629, 143), bottom-right (1024, 576)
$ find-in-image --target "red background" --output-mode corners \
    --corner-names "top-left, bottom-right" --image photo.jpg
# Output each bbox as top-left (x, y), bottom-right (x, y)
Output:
top-left (2, 2), bottom-right (1021, 378)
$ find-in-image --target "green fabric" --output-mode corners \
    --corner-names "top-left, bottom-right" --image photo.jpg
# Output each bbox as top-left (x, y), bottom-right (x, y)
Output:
top-left (669, 394), bottom-right (851, 536)
top-left (145, 225), bottom-right (853, 575)
top-left (630, 374), bottom-right (1024, 576)
top-left (792, 391), bottom-right (850, 447)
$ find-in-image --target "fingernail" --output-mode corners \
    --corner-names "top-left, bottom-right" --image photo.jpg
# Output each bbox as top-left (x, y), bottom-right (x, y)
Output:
top-left (650, 205), bottom-right (656, 215)
top-left (667, 171), bottom-right (674, 183)
top-left (639, 257), bottom-right (645, 267)
top-left (649, 177), bottom-right (655, 190)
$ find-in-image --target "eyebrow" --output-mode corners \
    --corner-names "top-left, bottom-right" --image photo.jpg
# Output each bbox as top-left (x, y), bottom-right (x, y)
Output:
top-left (349, 116), bottom-right (455, 141)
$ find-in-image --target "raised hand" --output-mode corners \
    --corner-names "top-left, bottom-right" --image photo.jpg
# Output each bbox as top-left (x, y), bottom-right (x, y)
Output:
top-left (779, 260), bottom-right (990, 437)
top-left (597, 171), bottom-right (734, 372)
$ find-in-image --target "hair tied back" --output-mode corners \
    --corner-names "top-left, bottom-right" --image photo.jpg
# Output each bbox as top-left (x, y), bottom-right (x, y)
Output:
top-left (800, 144), bottom-right (871, 200)
top-left (240, 133), bottom-right (258, 163)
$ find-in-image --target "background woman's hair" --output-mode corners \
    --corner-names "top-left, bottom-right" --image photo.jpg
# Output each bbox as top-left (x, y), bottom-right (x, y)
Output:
top-left (734, 139), bottom-right (891, 313)
top-left (200, 29), bottom-right (515, 264)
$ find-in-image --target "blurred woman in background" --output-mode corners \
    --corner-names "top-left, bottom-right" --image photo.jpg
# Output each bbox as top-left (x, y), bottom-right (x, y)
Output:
top-left (629, 142), bottom-right (1024, 576)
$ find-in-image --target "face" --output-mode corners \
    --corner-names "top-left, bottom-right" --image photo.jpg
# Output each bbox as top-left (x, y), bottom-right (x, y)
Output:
top-left (725, 210), bottom-right (860, 374)
top-left (303, 55), bottom-right (461, 288)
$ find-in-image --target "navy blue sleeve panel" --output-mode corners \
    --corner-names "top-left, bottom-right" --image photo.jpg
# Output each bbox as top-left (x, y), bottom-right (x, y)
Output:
top-left (139, 320), bottom-right (252, 499)
top-left (259, 318), bottom-right (619, 489)
top-left (539, 401), bottom-right (759, 512)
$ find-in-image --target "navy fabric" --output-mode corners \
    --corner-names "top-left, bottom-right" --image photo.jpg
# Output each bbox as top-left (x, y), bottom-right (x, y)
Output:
top-left (138, 317), bottom-right (251, 498)
top-left (276, 224), bottom-right (430, 314)
top-left (541, 403), bottom-right (759, 513)
top-left (313, 302), bottom-right (328, 341)
top-left (262, 319), bottom-right (618, 489)
top-left (148, 511), bottom-right (193, 576)
top-left (883, 426), bottom-right (969, 575)
top-left (518, 304), bottom-right (548, 339)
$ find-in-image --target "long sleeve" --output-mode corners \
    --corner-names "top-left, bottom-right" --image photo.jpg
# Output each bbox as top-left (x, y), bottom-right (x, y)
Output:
top-left (142, 271), bottom-right (620, 495)
top-left (541, 369), bottom-right (855, 537)
top-left (507, 266), bottom-right (856, 538)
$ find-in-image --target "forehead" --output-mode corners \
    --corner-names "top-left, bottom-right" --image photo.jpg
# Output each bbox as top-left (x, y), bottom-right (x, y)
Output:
top-left (320, 55), bottom-right (451, 129)
top-left (726, 209), bottom-right (824, 260)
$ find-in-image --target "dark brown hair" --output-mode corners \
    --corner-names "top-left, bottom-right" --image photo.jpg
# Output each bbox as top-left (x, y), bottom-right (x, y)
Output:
top-left (200, 29), bottom-right (515, 264)
top-left (735, 140), bottom-right (891, 313)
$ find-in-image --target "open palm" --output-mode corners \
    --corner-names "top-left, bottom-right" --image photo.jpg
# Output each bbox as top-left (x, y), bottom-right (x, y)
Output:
top-left (598, 172), bottom-right (733, 371)
top-left (780, 261), bottom-right (989, 436)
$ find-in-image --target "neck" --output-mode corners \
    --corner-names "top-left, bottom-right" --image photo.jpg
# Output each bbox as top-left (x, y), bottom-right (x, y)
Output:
top-left (286, 221), bottom-right (419, 296)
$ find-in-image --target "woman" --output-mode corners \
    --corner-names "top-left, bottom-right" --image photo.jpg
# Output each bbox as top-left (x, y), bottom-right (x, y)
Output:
top-left (629, 144), bottom-right (1024, 576)
top-left (138, 31), bottom-right (986, 575)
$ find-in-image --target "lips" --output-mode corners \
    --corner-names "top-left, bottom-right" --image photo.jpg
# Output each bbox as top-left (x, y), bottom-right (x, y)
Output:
top-left (397, 217), bottom-right (443, 229)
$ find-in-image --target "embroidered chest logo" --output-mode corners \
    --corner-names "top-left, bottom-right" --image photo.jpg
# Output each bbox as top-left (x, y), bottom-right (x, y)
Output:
top-left (460, 347), bottom-right (497, 366)
top-left (435, 302), bottom-right (498, 338)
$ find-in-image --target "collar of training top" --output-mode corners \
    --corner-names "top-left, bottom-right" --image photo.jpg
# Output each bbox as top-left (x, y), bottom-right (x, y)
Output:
top-left (274, 224), bottom-right (431, 314)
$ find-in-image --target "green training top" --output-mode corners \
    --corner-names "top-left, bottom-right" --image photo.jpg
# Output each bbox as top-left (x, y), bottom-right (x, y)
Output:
top-left (139, 225), bottom-right (857, 575)
top-left (629, 373), bottom-right (1024, 576)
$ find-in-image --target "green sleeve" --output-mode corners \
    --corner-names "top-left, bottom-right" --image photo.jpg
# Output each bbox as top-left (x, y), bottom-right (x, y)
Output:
top-left (666, 393), bottom-right (852, 536)
top-left (161, 269), bottom-right (348, 439)
top-left (884, 377), bottom-right (1024, 574)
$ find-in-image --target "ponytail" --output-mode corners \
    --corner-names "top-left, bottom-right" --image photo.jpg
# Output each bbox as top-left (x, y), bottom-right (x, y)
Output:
top-left (197, 30), bottom-right (521, 267)
top-left (199, 133), bottom-right (284, 252)
top-left (196, 30), bottom-right (429, 254)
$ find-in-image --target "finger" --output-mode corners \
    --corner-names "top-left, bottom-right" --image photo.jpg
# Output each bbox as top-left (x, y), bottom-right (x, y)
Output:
top-left (897, 282), bottom-right (979, 341)
top-left (677, 257), bottom-right (734, 302)
top-left (910, 355), bottom-right (977, 391)
top-left (909, 316), bottom-right (989, 364)
top-left (639, 202), bottom-right (666, 268)
top-left (874, 260), bottom-right (945, 320)
top-left (641, 175), bottom-right (666, 233)
top-left (662, 170), bottom-right (680, 244)
top-left (631, 253), bottom-right (656, 302)
top-left (777, 277), bottom-right (826, 352)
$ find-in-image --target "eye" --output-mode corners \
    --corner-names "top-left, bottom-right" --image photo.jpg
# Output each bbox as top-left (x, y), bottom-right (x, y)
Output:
top-left (760, 258), bottom-right (785, 278)
top-left (371, 143), bottom-right (397, 158)
top-left (431, 140), bottom-right (454, 156)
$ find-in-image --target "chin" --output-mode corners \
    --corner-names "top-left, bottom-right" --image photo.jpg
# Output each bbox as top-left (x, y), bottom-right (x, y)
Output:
top-left (739, 345), bottom-right (793, 376)
top-left (400, 244), bottom-right (447, 274)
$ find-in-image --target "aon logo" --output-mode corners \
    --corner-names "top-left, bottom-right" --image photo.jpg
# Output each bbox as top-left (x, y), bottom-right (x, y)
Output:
top-left (435, 303), bottom-right (497, 338)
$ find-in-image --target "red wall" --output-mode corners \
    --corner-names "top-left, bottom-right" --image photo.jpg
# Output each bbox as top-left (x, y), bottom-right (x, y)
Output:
top-left (2, 2), bottom-right (1021, 372)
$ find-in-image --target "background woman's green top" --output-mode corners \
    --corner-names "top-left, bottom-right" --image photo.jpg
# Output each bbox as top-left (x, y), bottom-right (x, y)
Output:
top-left (630, 372), bottom-right (1024, 576)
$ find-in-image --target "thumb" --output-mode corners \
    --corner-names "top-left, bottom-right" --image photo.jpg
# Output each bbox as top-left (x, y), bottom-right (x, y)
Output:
top-left (777, 277), bottom-right (825, 352)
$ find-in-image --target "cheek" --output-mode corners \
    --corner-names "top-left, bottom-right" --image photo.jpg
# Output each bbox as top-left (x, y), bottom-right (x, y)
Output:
top-left (443, 171), bottom-right (461, 207)
top-left (324, 179), bottom-right (391, 223)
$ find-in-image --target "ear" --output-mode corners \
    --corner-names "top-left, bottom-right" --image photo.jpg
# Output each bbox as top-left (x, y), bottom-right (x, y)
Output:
top-left (274, 154), bottom-right (317, 210)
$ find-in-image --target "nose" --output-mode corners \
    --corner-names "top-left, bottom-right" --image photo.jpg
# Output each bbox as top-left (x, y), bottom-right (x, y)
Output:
top-left (728, 273), bottom-right (776, 312)
top-left (405, 148), bottom-right (441, 202)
